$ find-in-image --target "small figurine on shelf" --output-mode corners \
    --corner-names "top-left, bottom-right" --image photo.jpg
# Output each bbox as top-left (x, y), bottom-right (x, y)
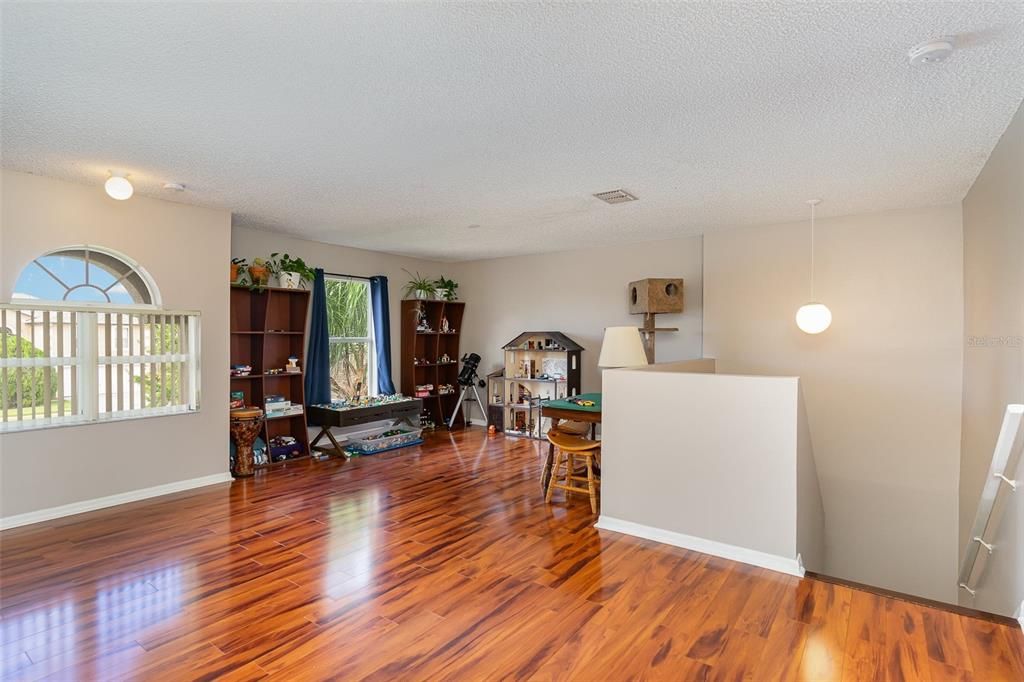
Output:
top-left (416, 309), bottom-right (432, 333)
top-left (286, 356), bottom-right (300, 373)
top-left (438, 353), bottom-right (451, 364)
top-left (440, 316), bottom-right (451, 334)
top-left (438, 383), bottom-right (455, 395)
top-left (413, 357), bottom-right (421, 365)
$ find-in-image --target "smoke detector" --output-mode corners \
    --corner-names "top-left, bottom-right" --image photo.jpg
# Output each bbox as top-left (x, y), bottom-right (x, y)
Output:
top-left (908, 39), bottom-right (954, 66)
top-left (593, 189), bottom-right (638, 205)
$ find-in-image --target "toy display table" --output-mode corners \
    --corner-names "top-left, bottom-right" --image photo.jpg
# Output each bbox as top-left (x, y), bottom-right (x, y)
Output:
top-left (540, 393), bottom-right (602, 491)
top-left (230, 408), bottom-right (265, 478)
top-left (307, 397), bottom-right (423, 458)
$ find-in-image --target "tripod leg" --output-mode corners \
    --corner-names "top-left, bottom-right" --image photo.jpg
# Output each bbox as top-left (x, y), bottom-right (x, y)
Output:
top-left (470, 384), bottom-right (488, 427)
top-left (447, 388), bottom-right (467, 429)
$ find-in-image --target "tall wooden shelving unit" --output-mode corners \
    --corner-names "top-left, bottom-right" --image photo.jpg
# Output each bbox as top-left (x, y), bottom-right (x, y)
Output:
top-left (400, 299), bottom-right (467, 430)
top-left (230, 285), bottom-right (311, 467)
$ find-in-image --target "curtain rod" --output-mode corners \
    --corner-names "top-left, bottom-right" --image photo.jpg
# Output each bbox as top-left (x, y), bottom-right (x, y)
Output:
top-left (323, 271), bottom-right (370, 281)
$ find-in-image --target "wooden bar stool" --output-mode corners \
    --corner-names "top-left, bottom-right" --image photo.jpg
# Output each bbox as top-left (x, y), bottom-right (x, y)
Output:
top-left (545, 429), bottom-right (600, 513)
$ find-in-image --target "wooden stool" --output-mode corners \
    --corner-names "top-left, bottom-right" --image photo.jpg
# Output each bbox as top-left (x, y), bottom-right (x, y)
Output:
top-left (230, 408), bottom-right (264, 478)
top-left (545, 429), bottom-right (600, 513)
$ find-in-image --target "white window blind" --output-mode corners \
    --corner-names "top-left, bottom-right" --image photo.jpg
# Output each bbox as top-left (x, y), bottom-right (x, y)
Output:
top-left (0, 304), bottom-right (200, 432)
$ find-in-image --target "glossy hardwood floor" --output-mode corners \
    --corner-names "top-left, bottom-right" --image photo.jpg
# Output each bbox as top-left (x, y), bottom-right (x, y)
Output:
top-left (2, 428), bottom-right (1023, 681)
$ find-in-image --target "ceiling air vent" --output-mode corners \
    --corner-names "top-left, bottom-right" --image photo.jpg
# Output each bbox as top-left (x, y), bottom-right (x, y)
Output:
top-left (593, 189), bottom-right (638, 205)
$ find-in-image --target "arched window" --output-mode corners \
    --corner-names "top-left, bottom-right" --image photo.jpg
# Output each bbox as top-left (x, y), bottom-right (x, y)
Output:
top-left (13, 246), bottom-right (159, 306)
top-left (3, 246), bottom-right (197, 433)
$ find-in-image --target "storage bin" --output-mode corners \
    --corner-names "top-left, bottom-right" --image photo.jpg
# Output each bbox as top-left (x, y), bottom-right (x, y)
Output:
top-left (345, 425), bottom-right (424, 455)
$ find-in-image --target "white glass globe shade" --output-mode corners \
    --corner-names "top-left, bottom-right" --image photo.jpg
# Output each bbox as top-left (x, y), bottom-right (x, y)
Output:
top-left (105, 176), bottom-right (134, 200)
top-left (796, 302), bottom-right (832, 334)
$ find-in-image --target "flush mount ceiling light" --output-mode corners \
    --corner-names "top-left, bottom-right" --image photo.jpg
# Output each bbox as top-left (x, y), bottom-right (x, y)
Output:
top-left (908, 39), bottom-right (955, 66)
top-left (162, 182), bottom-right (185, 192)
top-left (796, 199), bottom-right (832, 335)
top-left (104, 173), bottom-right (133, 200)
top-left (593, 189), bottom-right (638, 205)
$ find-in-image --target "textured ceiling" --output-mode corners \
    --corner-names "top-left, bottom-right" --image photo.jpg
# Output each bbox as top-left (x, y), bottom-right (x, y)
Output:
top-left (3, 2), bottom-right (1023, 261)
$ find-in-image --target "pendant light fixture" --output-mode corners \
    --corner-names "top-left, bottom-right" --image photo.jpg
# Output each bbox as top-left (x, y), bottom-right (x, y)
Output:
top-left (104, 173), bottom-right (134, 200)
top-left (795, 199), bottom-right (832, 334)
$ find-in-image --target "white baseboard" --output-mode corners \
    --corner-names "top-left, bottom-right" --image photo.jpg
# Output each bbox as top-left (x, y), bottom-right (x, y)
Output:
top-left (595, 516), bottom-right (805, 578)
top-left (0, 472), bottom-right (233, 531)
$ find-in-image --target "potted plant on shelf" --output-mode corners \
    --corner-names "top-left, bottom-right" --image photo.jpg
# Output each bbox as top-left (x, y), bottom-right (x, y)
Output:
top-left (403, 270), bottom-right (437, 300)
top-left (435, 276), bottom-right (458, 301)
top-left (248, 257), bottom-right (270, 288)
top-left (269, 253), bottom-right (315, 289)
top-left (230, 258), bottom-right (248, 284)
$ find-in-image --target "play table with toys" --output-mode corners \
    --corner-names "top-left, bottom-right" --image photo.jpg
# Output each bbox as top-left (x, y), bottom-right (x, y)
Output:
top-left (540, 392), bottom-right (601, 491)
top-left (307, 396), bottom-right (422, 458)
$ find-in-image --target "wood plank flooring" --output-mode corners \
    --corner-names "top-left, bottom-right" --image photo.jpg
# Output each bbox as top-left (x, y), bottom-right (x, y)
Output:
top-left (2, 428), bottom-right (1022, 681)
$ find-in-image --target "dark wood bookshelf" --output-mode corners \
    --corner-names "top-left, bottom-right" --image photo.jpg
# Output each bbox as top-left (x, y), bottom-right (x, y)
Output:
top-left (230, 285), bottom-right (311, 467)
top-left (400, 299), bottom-right (467, 429)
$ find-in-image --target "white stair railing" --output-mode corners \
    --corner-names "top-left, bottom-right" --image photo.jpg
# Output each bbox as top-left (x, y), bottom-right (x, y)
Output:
top-left (958, 404), bottom-right (1023, 593)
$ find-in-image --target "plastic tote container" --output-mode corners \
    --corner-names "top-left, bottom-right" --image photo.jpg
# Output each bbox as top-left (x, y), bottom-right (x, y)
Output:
top-left (345, 425), bottom-right (424, 455)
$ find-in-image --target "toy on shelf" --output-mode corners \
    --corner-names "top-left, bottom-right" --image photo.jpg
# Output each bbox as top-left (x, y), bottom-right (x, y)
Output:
top-left (438, 353), bottom-right (451, 364)
top-left (231, 364), bottom-right (252, 377)
top-left (286, 356), bottom-right (301, 373)
top-left (438, 383), bottom-right (455, 395)
top-left (416, 309), bottom-right (433, 333)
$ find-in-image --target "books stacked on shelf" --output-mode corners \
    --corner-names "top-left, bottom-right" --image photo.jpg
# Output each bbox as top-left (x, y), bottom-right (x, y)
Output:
top-left (414, 384), bottom-right (434, 398)
top-left (231, 364), bottom-right (253, 377)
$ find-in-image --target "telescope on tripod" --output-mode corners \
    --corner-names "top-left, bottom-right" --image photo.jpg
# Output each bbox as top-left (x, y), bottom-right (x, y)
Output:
top-left (447, 353), bottom-right (488, 430)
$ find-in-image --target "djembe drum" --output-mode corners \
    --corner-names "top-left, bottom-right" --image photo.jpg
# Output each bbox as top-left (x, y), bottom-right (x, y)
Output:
top-left (230, 408), bottom-right (264, 478)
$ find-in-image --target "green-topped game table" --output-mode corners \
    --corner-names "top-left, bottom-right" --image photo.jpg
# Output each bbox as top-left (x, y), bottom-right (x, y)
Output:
top-left (540, 392), bottom-right (601, 491)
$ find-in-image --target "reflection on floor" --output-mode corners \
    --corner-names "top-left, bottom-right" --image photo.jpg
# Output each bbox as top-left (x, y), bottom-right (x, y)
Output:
top-left (2, 427), bottom-right (1023, 680)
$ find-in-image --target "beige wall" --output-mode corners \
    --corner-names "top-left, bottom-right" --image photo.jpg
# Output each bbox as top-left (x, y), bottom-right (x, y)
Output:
top-left (0, 170), bottom-right (231, 518)
top-left (231, 226), bottom-right (445, 391)
top-left (703, 205), bottom-right (964, 602)
top-left (600, 365), bottom-right (823, 574)
top-left (456, 236), bottom-right (703, 399)
top-left (959, 103), bottom-right (1024, 607)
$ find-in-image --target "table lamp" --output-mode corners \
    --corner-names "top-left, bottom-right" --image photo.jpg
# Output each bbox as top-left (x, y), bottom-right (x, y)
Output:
top-left (598, 326), bottom-right (649, 368)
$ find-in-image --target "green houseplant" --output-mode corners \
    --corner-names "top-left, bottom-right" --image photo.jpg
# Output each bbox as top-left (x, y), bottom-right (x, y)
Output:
top-left (230, 258), bottom-right (248, 284)
top-left (248, 257), bottom-right (270, 288)
top-left (402, 270), bottom-right (437, 300)
top-left (434, 276), bottom-right (458, 301)
top-left (270, 253), bottom-right (315, 289)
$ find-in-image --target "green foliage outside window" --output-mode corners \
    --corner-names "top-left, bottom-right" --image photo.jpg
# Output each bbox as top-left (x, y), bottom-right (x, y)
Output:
top-left (326, 279), bottom-right (371, 399)
top-left (2, 334), bottom-right (57, 410)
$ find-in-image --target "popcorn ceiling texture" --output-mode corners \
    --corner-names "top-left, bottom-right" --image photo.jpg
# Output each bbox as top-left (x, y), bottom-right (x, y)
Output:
top-left (2, 2), bottom-right (1022, 261)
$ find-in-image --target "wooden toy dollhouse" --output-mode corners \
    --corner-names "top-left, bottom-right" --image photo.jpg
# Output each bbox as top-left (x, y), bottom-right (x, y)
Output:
top-left (499, 331), bottom-right (582, 438)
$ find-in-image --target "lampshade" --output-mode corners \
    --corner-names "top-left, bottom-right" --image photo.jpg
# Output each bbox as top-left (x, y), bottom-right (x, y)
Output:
top-left (796, 302), bottom-right (832, 334)
top-left (598, 326), bottom-right (649, 368)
